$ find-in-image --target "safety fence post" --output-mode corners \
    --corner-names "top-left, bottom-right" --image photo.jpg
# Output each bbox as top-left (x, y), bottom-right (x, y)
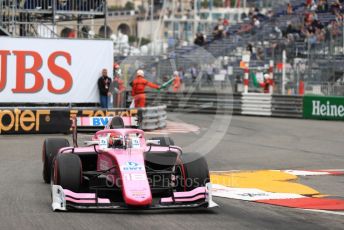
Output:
top-left (269, 60), bottom-right (274, 94)
top-left (244, 65), bottom-right (249, 94)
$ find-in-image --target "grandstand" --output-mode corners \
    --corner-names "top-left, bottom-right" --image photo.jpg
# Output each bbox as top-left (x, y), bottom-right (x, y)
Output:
top-left (145, 0), bottom-right (344, 95)
top-left (0, 0), bottom-right (107, 38)
top-left (1, 0), bottom-right (343, 96)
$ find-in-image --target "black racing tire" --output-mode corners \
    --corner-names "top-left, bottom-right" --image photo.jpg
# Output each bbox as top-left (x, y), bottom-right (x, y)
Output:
top-left (150, 136), bottom-right (175, 146)
top-left (176, 153), bottom-right (210, 191)
top-left (54, 154), bottom-right (82, 192)
top-left (42, 138), bottom-right (69, 184)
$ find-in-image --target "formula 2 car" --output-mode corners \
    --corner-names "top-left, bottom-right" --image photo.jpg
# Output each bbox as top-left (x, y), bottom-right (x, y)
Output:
top-left (42, 116), bottom-right (217, 211)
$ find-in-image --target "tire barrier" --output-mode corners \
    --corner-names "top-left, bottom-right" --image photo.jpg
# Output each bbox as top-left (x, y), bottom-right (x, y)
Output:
top-left (140, 105), bottom-right (167, 130)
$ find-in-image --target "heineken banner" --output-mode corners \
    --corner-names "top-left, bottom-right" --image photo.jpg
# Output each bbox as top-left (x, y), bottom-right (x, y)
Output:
top-left (303, 96), bottom-right (344, 120)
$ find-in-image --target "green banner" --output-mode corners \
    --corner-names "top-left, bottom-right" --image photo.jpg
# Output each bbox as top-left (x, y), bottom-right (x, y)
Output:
top-left (303, 96), bottom-right (344, 120)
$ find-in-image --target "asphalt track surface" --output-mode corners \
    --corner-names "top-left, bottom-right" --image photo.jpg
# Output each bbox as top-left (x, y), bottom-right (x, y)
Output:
top-left (1, 113), bottom-right (344, 230)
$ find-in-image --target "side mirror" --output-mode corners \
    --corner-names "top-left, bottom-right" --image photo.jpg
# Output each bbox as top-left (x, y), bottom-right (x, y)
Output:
top-left (84, 141), bottom-right (99, 146)
top-left (84, 135), bottom-right (110, 150)
top-left (146, 140), bottom-right (161, 146)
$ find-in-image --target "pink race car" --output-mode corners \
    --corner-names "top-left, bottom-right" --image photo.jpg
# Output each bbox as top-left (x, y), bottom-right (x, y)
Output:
top-left (42, 117), bottom-right (217, 211)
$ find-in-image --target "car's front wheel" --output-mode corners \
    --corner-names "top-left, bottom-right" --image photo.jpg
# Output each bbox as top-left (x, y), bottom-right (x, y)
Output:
top-left (175, 153), bottom-right (210, 191)
top-left (42, 138), bottom-right (69, 183)
top-left (53, 154), bottom-right (82, 192)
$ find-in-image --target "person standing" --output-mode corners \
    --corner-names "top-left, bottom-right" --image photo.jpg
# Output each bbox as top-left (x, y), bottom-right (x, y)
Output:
top-left (262, 73), bottom-right (273, 94)
top-left (131, 69), bottom-right (160, 108)
top-left (172, 71), bottom-right (181, 92)
top-left (206, 64), bottom-right (214, 85)
top-left (111, 64), bottom-right (126, 108)
top-left (98, 68), bottom-right (111, 108)
top-left (190, 66), bottom-right (197, 84)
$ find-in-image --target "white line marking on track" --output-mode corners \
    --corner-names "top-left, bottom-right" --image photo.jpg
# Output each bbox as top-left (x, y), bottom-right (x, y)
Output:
top-left (301, 209), bottom-right (344, 216)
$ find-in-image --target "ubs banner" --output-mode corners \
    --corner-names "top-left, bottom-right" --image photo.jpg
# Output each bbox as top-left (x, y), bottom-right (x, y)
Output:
top-left (303, 96), bottom-right (344, 121)
top-left (0, 108), bottom-right (140, 134)
top-left (0, 37), bottom-right (113, 103)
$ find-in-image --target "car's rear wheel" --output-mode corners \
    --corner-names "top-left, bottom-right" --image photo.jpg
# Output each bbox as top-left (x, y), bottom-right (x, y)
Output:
top-left (175, 153), bottom-right (210, 191)
top-left (149, 136), bottom-right (175, 146)
top-left (53, 154), bottom-right (82, 192)
top-left (42, 138), bottom-right (69, 183)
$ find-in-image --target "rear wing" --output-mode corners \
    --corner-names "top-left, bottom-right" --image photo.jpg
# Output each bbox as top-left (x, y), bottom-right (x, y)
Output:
top-left (71, 116), bottom-right (139, 147)
top-left (77, 117), bottom-right (138, 129)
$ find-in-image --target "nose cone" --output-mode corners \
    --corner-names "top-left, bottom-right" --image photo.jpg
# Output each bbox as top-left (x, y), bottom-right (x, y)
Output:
top-left (124, 188), bottom-right (152, 206)
top-left (118, 155), bottom-right (153, 206)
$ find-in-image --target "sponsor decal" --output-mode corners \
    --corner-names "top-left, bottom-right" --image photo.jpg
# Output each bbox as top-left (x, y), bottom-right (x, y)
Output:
top-left (121, 162), bottom-right (144, 172)
top-left (312, 101), bottom-right (344, 117)
top-left (0, 109), bottom-right (71, 134)
top-left (99, 136), bottom-right (109, 150)
top-left (51, 185), bottom-right (66, 211)
top-left (70, 109), bottom-right (140, 130)
top-left (70, 109), bottom-right (138, 120)
top-left (0, 108), bottom-right (50, 133)
top-left (123, 173), bottom-right (146, 181)
top-left (92, 117), bottom-right (111, 126)
top-left (304, 96), bottom-right (344, 120)
top-left (0, 50), bottom-right (72, 94)
top-left (0, 37), bottom-right (113, 103)
top-left (212, 184), bottom-right (304, 201)
top-left (130, 137), bottom-right (141, 149)
top-left (131, 190), bottom-right (147, 199)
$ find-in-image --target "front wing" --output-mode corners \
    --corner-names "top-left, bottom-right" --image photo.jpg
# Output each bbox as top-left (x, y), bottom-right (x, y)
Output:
top-left (52, 183), bottom-right (218, 211)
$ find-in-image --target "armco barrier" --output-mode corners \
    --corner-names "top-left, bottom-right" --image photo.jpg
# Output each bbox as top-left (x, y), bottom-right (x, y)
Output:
top-left (272, 95), bottom-right (303, 118)
top-left (241, 93), bottom-right (272, 116)
top-left (144, 92), bottom-right (241, 114)
top-left (143, 92), bottom-right (303, 118)
top-left (140, 105), bottom-right (167, 130)
top-left (0, 93), bottom-right (306, 135)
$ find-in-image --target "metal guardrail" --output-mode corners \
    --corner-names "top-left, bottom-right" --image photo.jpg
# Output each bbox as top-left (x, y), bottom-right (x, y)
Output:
top-left (108, 10), bottom-right (137, 17)
top-left (140, 105), bottom-right (167, 130)
top-left (241, 93), bottom-right (272, 116)
top-left (143, 92), bottom-right (303, 118)
top-left (272, 95), bottom-right (303, 118)
top-left (18, 0), bottom-right (105, 14)
top-left (144, 92), bottom-right (241, 114)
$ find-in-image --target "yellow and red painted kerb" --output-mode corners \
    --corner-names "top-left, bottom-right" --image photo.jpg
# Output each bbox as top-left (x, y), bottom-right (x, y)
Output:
top-left (210, 169), bottom-right (344, 211)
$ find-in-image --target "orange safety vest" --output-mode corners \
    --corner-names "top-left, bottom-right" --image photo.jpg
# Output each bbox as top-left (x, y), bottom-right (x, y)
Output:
top-left (131, 76), bottom-right (159, 96)
top-left (173, 75), bottom-right (181, 92)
